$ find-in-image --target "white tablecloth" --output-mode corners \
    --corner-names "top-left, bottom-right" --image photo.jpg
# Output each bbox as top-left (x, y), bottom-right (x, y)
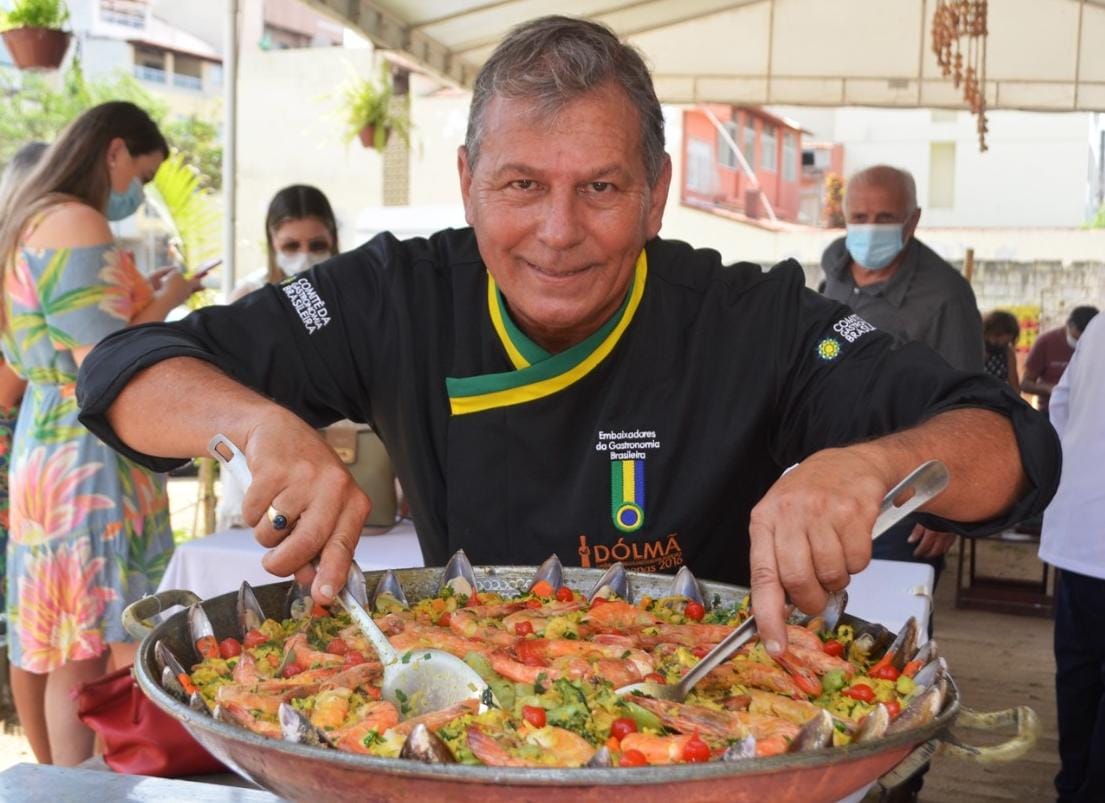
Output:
top-left (158, 527), bottom-right (932, 636)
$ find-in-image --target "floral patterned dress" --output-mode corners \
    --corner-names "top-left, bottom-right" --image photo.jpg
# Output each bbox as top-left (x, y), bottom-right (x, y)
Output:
top-left (2, 237), bottom-right (174, 673)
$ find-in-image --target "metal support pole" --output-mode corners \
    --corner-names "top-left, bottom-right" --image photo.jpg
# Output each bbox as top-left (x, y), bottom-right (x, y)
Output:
top-left (222, 0), bottom-right (239, 297)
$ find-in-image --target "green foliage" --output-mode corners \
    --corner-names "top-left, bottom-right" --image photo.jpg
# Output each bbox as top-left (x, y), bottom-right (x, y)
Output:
top-left (144, 151), bottom-right (220, 309)
top-left (1090, 201), bottom-right (1105, 229)
top-left (0, 60), bottom-right (220, 190)
top-left (0, 0), bottom-right (70, 31)
top-left (341, 65), bottom-right (410, 148)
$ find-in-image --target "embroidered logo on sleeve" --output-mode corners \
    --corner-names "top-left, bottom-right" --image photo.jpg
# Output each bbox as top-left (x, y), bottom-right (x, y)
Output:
top-left (816, 338), bottom-right (842, 361)
top-left (282, 277), bottom-right (331, 334)
top-left (832, 313), bottom-right (876, 343)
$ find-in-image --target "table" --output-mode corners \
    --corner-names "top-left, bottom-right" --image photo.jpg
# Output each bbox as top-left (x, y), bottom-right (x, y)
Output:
top-left (158, 528), bottom-right (932, 637)
top-left (0, 763), bottom-right (281, 803)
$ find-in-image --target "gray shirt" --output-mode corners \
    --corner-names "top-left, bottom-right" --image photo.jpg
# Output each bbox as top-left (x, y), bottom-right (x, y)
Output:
top-left (821, 237), bottom-right (984, 373)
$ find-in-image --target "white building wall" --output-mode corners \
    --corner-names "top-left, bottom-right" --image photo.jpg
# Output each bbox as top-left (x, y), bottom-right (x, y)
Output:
top-left (770, 105), bottom-right (1097, 228)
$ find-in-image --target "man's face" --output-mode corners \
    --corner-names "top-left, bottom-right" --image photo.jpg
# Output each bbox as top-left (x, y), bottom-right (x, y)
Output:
top-left (458, 83), bottom-right (671, 351)
top-left (845, 180), bottom-right (921, 239)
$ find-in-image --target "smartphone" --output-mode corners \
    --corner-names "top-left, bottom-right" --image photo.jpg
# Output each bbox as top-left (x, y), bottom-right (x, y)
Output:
top-left (195, 257), bottom-right (223, 278)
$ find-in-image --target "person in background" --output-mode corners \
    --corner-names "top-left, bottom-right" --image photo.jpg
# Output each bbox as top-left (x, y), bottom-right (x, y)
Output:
top-left (0, 102), bottom-right (203, 766)
top-left (1022, 305), bottom-right (1099, 412)
top-left (982, 309), bottom-right (1021, 390)
top-left (1039, 313), bottom-right (1105, 802)
top-left (228, 184), bottom-right (339, 302)
top-left (820, 164), bottom-right (984, 580)
top-left (0, 142), bottom-right (47, 615)
top-left (219, 185), bottom-right (341, 528)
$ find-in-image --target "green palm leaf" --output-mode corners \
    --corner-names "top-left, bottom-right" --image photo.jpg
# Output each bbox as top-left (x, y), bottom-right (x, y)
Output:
top-left (42, 285), bottom-right (110, 317)
top-left (35, 248), bottom-right (70, 303)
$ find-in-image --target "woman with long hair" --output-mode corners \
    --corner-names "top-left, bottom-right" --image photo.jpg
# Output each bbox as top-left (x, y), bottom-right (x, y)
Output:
top-left (0, 101), bottom-right (202, 765)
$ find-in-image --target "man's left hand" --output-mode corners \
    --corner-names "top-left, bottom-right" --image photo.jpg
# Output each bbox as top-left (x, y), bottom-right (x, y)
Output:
top-left (908, 525), bottom-right (956, 558)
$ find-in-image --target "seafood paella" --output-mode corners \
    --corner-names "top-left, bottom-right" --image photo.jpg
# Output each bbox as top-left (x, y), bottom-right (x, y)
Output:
top-left (159, 552), bottom-right (948, 769)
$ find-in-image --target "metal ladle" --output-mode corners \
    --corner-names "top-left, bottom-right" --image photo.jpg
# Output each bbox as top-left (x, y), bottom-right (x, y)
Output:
top-left (615, 459), bottom-right (951, 702)
top-left (208, 434), bottom-right (492, 719)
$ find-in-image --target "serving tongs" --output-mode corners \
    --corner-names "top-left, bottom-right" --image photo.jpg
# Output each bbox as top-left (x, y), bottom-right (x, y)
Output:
top-left (615, 459), bottom-right (950, 702)
top-left (208, 434), bottom-right (492, 719)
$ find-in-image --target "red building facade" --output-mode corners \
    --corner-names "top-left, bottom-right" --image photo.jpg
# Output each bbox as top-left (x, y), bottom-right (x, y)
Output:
top-left (682, 105), bottom-right (804, 222)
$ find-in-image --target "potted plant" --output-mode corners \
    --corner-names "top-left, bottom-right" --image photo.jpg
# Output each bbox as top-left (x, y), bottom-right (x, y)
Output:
top-left (1, 0), bottom-right (71, 71)
top-left (342, 66), bottom-right (410, 150)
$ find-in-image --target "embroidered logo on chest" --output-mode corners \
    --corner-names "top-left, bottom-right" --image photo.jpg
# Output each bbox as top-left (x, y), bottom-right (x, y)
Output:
top-left (594, 429), bottom-right (661, 532)
top-left (282, 277), bottom-right (331, 334)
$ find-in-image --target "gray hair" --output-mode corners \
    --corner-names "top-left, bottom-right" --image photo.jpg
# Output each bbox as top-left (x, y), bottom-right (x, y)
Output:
top-left (465, 16), bottom-right (666, 185)
top-left (845, 165), bottom-right (918, 217)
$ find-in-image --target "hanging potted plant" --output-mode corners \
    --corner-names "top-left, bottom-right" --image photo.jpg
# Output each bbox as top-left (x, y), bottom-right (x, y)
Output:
top-left (0, 0), bottom-right (71, 72)
top-left (342, 65), bottom-right (411, 150)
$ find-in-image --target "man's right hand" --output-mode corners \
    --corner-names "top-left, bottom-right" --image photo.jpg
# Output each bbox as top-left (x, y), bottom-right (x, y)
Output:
top-left (238, 410), bottom-right (373, 603)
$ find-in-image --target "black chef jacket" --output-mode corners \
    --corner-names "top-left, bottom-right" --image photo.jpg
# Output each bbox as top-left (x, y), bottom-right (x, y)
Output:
top-left (76, 228), bottom-right (1059, 586)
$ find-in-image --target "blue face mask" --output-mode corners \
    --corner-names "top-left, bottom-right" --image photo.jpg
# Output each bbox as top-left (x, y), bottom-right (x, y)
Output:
top-left (105, 177), bottom-right (145, 221)
top-left (845, 223), bottom-right (905, 271)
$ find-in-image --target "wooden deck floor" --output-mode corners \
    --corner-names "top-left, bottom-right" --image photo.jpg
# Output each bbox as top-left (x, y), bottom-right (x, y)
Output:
top-left (892, 545), bottom-right (1058, 802)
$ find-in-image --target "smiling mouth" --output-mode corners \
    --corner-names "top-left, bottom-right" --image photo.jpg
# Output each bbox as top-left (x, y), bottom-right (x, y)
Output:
top-left (523, 259), bottom-right (593, 279)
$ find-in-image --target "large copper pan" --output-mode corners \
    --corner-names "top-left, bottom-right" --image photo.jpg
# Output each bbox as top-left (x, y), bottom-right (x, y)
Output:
top-left (124, 565), bottom-right (1037, 803)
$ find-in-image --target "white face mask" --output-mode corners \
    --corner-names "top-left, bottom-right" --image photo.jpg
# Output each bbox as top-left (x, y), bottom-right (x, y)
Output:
top-left (275, 250), bottom-right (330, 277)
top-left (1066, 331), bottom-right (1078, 350)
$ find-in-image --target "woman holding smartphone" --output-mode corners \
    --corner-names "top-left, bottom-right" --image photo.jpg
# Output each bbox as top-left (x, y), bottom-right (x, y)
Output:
top-left (0, 102), bottom-right (203, 766)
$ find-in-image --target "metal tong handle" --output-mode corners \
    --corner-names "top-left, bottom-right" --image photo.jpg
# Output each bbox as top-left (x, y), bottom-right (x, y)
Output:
top-left (207, 433), bottom-right (400, 666)
top-left (675, 459), bottom-right (950, 694)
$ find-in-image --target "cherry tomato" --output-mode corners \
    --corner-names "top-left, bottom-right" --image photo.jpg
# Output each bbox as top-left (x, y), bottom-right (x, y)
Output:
top-left (465, 592), bottom-right (481, 608)
top-left (610, 718), bottom-right (637, 742)
top-left (902, 659), bottom-right (924, 678)
top-left (684, 601), bottom-right (705, 621)
top-left (243, 629), bottom-right (268, 649)
top-left (682, 733), bottom-right (711, 763)
top-left (282, 663), bottom-right (304, 678)
top-left (525, 599), bottom-right (543, 609)
top-left (590, 597), bottom-right (608, 609)
top-left (438, 611), bottom-right (453, 627)
top-left (522, 705), bottom-right (547, 728)
top-left (822, 639), bottom-right (845, 658)
top-left (619, 749), bottom-right (648, 767)
top-left (326, 638), bottom-right (349, 656)
top-left (364, 684), bottom-right (382, 700)
top-left (884, 700), bottom-right (902, 719)
top-left (556, 586), bottom-right (575, 603)
top-left (343, 651), bottom-right (367, 667)
top-left (870, 664), bottom-right (901, 681)
top-left (691, 645), bottom-right (711, 659)
top-left (516, 640), bottom-right (548, 667)
top-left (843, 684), bottom-right (876, 703)
top-left (218, 637), bottom-right (242, 659)
top-left (530, 580), bottom-right (554, 598)
top-left (195, 635), bottom-right (220, 661)
top-left (644, 672), bottom-right (665, 684)
top-left (514, 620), bottom-right (535, 637)
top-left (310, 603), bottom-right (328, 619)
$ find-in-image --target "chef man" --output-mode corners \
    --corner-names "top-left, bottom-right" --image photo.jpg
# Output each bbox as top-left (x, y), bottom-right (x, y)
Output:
top-left (75, 16), bottom-right (1059, 654)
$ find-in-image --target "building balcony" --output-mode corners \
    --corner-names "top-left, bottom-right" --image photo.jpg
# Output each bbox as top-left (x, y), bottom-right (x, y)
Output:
top-left (133, 64), bottom-right (166, 83)
top-left (172, 73), bottom-right (203, 91)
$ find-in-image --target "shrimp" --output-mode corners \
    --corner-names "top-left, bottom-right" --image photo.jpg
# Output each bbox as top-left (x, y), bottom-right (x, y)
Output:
top-left (215, 683), bottom-right (314, 714)
top-left (389, 622), bottom-right (492, 660)
top-left (335, 701), bottom-right (402, 754)
top-left (386, 699), bottom-right (480, 739)
top-left (319, 662), bottom-right (383, 694)
top-left (637, 622), bottom-right (734, 649)
top-left (619, 732), bottom-right (694, 765)
top-left (705, 659), bottom-right (807, 699)
top-left (631, 696), bottom-right (799, 747)
top-left (283, 633), bottom-right (345, 670)
top-left (232, 650), bottom-right (261, 684)
top-left (488, 650), bottom-right (564, 684)
top-left (216, 700), bottom-right (282, 739)
top-left (772, 651), bottom-right (823, 696)
top-left (310, 688), bottom-right (352, 730)
top-left (581, 601), bottom-right (658, 630)
top-left (788, 644), bottom-right (855, 678)
top-left (447, 609), bottom-right (518, 647)
top-left (467, 724), bottom-right (595, 768)
top-left (525, 638), bottom-right (655, 676)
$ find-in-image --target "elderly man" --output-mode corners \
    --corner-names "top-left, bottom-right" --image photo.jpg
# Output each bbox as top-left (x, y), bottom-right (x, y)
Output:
top-left (75, 16), bottom-right (1057, 654)
top-left (821, 166), bottom-right (984, 574)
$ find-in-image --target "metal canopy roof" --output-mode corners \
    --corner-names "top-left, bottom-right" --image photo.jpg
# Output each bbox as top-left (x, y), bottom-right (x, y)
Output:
top-left (306, 0), bottom-right (1105, 112)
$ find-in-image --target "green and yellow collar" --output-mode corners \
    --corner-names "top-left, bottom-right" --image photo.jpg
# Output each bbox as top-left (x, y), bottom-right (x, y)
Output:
top-left (447, 251), bottom-right (648, 415)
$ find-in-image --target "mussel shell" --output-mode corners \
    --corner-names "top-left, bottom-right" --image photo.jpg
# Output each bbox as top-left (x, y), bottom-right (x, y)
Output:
top-left (279, 702), bottom-right (334, 748)
top-left (286, 582), bottom-right (313, 621)
top-left (854, 704), bottom-right (890, 743)
top-left (187, 603), bottom-right (216, 659)
top-left (161, 665), bottom-right (187, 701)
top-left (399, 723), bottom-right (456, 764)
top-left (587, 562), bottom-right (631, 603)
top-left (344, 563), bottom-right (369, 608)
top-left (912, 656), bottom-right (948, 692)
top-left (788, 709), bottom-right (834, 752)
top-left (910, 639), bottom-right (938, 669)
top-left (369, 569), bottom-right (410, 612)
top-left (237, 581), bottom-right (266, 635)
top-left (154, 639), bottom-right (191, 680)
top-left (882, 616), bottom-right (920, 671)
top-left (850, 622), bottom-right (894, 661)
top-left (790, 590), bottom-right (847, 633)
top-left (584, 746), bottom-right (613, 768)
top-left (189, 691), bottom-right (210, 713)
top-left (722, 735), bottom-right (757, 761)
top-left (439, 549), bottom-right (478, 598)
top-left (529, 554), bottom-right (564, 591)
top-left (886, 683), bottom-right (945, 735)
top-left (668, 566), bottom-right (705, 607)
